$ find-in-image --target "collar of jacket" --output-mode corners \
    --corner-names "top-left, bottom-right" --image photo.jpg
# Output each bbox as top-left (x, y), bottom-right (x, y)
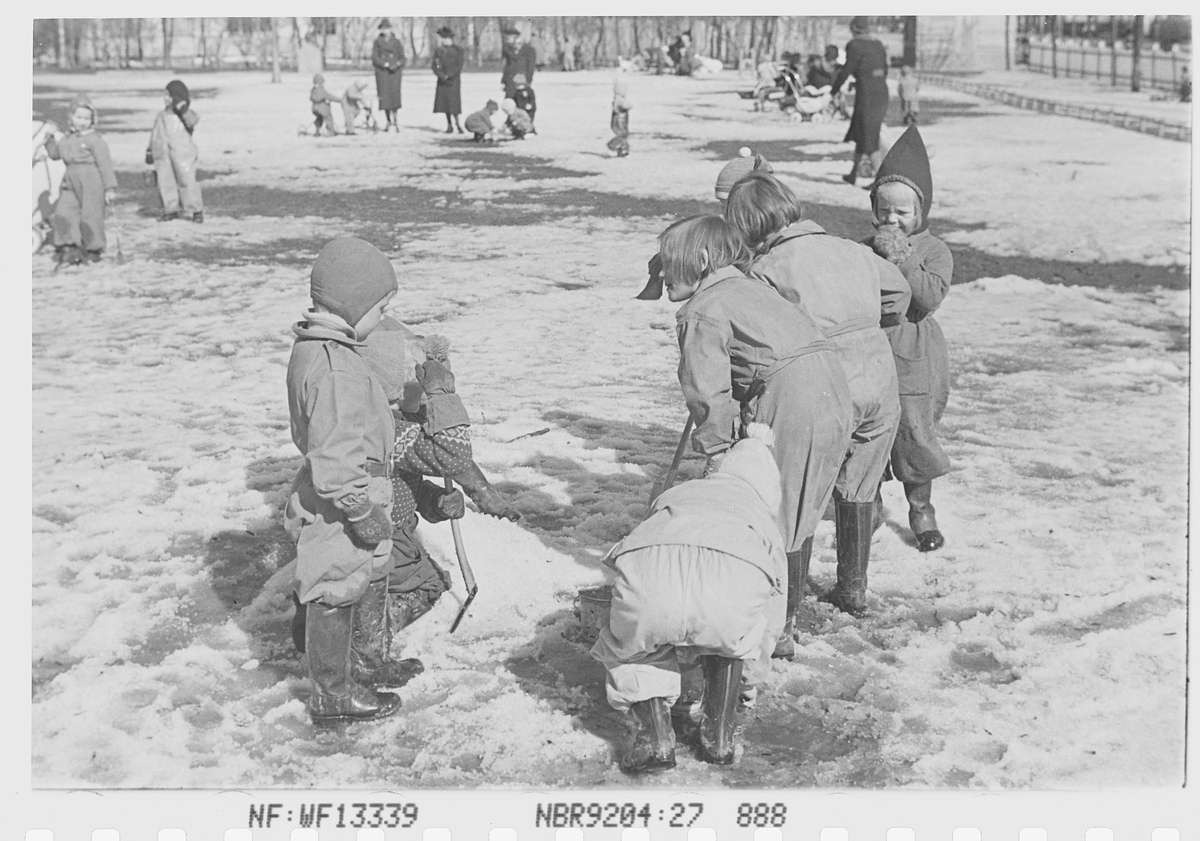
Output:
top-left (693, 266), bottom-right (749, 296)
top-left (292, 316), bottom-right (365, 347)
top-left (766, 219), bottom-right (826, 250)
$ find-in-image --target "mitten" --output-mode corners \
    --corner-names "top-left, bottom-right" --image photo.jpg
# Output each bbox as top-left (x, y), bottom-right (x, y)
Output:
top-left (872, 225), bottom-right (912, 266)
top-left (346, 504), bottom-right (393, 547)
top-left (435, 488), bottom-right (466, 519)
top-left (417, 359), bottom-right (471, 433)
top-left (636, 253), bottom-right (664, 300)
top-left (145, 150), bottom-right (154, 165)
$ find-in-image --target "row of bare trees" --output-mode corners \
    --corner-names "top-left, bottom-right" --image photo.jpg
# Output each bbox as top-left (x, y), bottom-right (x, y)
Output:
top-left (34, 16), bottom-right (867, 71)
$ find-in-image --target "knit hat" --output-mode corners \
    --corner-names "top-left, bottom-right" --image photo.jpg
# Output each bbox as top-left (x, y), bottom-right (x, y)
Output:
top-left (313, 73), bottom-right (325, 84)
top-left (378, 18), bottom-right (393, 30)
top-left (714, 147), bottom-right (774, 201)
top-left (486, 99), bottom-right (499, 110)
top-left (850, 16), bottom-right (871, 35)
top-left (310, 237), bottom-right (398, 327)
top-left (714, 423), bottom-right (782, 513)
top-left (513, 73), bottom-right (528, 86)
top-left (166, 80), bottom-right (190, 107)
top-left (501, 98), bottom-right (517, 115)
top-left (360, 316), bottom-right (408, 401)
top-left (436, 26), bottom-right (455, 38)
top-left (871, 124), bottom-right (933, 233)
top-left (501, 25), bottom-right (521, 36)
top-left (68, 94), bottom-right (96, 127)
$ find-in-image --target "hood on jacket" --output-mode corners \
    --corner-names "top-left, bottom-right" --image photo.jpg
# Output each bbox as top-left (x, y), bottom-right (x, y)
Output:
top-left (871, 124), bottom-right (933, 233)
top-left (69, 94), bottom-right (97, 129)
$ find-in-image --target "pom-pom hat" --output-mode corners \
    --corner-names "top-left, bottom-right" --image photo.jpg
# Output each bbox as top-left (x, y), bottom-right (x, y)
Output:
top-left (310, 237), bottom-right (398, 327)
top-left (713, 423), bottom-right (782, 513)
top-left (715, 147), bottom-right (774, 201)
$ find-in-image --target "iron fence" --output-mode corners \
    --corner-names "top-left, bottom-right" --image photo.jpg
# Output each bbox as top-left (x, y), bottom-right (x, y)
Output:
top-left (1021, 39), bottom-right (1189, 93)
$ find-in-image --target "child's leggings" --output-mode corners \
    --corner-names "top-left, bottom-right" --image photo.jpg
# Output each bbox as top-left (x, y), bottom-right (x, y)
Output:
top-left (52, 165), bottom-right (107, 252)
top-left (155, 155), bottom-right (204, 215)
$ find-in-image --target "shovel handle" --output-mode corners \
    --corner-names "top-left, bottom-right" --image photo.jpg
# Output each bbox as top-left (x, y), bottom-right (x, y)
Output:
top-left (445, 477), bottom-right (477, 633)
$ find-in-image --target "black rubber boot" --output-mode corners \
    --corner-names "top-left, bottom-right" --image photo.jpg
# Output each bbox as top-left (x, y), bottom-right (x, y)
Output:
top-left (305, 602), bottom-right (400, 724)
top-left (621, 698), bottom-right (676, 774)
top-left (451, 461), bottom-right (520, 521)
top-left (699, 656), bottom-right (743, 764)
top-left (820, 499), bottom-right (874, 616)
top-left (351, 578), bottom-right (425, 689)
top-left (905, 481), bottom-right (945, 552)
top-left (291, 591), bottom-right (307, 653)
top-left (772, 536), bottom-right (813, 658)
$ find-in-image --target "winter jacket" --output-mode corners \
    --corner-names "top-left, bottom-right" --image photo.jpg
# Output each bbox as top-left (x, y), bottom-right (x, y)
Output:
top-left (676, 267), bottom-right (832, 456)
top-left (148, 108), bottom-right (199, 165)
top-left (874, 230), bottom-right (952, 397)
top-left (501, 43), bottom-right (537, 96)
top-left (605, 474), bottom-right (786, 593)
top-left (46, 130), bottom-right (117, 190)
top-left (464, 108), bottom-right (495, 135)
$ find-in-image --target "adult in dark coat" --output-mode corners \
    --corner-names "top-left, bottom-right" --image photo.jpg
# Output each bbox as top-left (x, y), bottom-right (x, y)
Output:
top-left (432, 26), bottom-right (464, 133)
top-left (500, 26), bottom-right (536, 99)
top-left (831, 17), bottom-right (889, 185)
top-left (373, 19), bottom-right (406, 131)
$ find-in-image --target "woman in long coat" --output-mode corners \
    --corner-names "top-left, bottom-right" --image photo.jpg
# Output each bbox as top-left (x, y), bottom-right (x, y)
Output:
top-left (432, 26), bottom-right (464, 133)
top-left (831, 16), bottom-right (889, 185)
top-left (373, 20), bottom-right (406, 132)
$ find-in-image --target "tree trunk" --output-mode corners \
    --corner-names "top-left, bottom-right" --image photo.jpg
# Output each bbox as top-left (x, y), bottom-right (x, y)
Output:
top-left (1109, 15), bottom-right (1117, 86)
top-left (162, 18), bottom-right (172, 69)
top-left (271, 18), bottom-right (282, 82)
top-left (632, 17), bottom-right (640, 56)
top-left (469, 18), bottom-right (480, 67)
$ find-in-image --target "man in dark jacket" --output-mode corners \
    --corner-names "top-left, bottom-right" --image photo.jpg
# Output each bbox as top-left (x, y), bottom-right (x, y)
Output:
top-left (501, 26), bottom-right (536, 99)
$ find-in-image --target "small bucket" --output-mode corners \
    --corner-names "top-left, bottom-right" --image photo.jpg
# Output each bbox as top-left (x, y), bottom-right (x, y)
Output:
top-left (572, 585), bottom-right (613, 643)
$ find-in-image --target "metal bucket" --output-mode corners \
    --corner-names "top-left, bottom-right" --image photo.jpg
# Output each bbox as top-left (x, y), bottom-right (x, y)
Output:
top-left (572, 585), bottom-right (613, 643)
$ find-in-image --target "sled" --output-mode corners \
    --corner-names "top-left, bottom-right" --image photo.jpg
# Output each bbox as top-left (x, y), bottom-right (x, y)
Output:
top-left (32, 119), bottom-right (66, 253)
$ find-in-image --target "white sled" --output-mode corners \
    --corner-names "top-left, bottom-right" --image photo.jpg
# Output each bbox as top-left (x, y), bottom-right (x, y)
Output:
top-left (33, 119), bottom-right (65, 253)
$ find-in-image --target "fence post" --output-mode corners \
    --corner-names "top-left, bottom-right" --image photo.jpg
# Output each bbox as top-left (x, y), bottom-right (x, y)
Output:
top-left (1131, 15), bottom-right (1142, 92)
top-left (1051, 15), bottom-right (1058, 77)
top-left (1109, 16), bottom-right (1117, 86)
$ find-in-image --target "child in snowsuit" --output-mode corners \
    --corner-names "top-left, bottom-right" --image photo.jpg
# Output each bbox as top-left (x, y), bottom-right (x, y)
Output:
top-left (662, 215), bottom-right (854, 646)
top-left (45, 94), bottom-right (117, 267)
top-left (341, 80), bottom-right (377, 134)
top-left (510, 72), bottom-right (537, 122)
top-left (310, 73), bottom-right (338, 136)
top-left (607, 77), bottom-right (632, 157)
top-left (501, 99), bottom-right (535, 139)
top-left (464, 100), bottom-right (500, 141)
top-left (284, 236), bottom-right (414, 725)
top-left (726, 171), bottom-right (911, 620)
top-left (146, 80), bottom-right (204, 223)
top-left (867, 125), bottom-right (954, 553)
top-left (592, 424), bottom-right (787, 773)
top-left (898, 66), bottom-right (920, 126)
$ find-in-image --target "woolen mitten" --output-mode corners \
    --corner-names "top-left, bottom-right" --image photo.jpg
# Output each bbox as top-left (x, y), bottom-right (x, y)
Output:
top-left (347, 504), bottom-right (393, 547)
top-left (435, 488), bottom-right (466, 519)
top-left (872, 225), bottom-right (912, 266)
top-left (417, 359), bottom-right (471, 433)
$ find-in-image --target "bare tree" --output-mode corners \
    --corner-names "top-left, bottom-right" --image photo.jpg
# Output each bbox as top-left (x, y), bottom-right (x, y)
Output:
top-left (162, 18), bottom-right (173, 69)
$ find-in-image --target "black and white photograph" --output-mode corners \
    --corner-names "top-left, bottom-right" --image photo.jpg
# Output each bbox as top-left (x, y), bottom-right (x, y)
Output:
top-left (26, 12), bottom-right (1192, 809)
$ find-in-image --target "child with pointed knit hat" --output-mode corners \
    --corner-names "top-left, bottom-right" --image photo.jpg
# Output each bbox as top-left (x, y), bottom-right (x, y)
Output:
top-left (44, 94), bottom-right (117, 266)
top-left (867, 125), bottom-right (953, 553)
top-left (591, 423), bottom-right (788, 774)
top-left (283, 236), bottom-right (409, 726)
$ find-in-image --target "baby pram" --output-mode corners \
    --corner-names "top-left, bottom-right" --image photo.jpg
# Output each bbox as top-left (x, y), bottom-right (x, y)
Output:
top-left (32, 119), bottom-right (65, 253)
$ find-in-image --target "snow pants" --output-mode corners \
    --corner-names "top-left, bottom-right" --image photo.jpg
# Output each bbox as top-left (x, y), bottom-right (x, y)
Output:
top-left (285, 466), bottom-right (395, 607)
top-left (154, 153), bottom-right (203, 215)
top-left (830, 328), bottom-right (901, 502)
top-left (752, 351), bottom-right (855, 552)
top-left (52, 165), bottom-right (106, 252)
top-left (591, 545), bottom-right (785, 712)
top-left (387, 518), bottom-right (451, 608)
top-left (888, 317), bottom-right (951, 484)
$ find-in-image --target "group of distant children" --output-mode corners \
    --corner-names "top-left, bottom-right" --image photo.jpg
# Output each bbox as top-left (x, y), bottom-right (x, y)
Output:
top-left (280, 123), bottom-right (953, 779)
top-left (463, 73), bottom-right (538, 141)
top-left (39, 78), bottom-right (203, 268)
top-left (308, 74), bottom-right (379, 136)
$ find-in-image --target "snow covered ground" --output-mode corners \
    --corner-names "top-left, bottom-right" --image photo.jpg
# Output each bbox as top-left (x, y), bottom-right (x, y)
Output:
top-left (30, 68), bottom-right (1189, 789)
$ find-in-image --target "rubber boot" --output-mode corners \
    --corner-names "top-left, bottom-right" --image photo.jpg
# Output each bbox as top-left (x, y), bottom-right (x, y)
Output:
top-left (820, 499), bottom-right (874, 616)
top-left (351, 577), bottom-right (425, 689)
top-left (904, 481), bottom-right (945, 552)
top-left (843, 152), bottom-right (862, 185)
top-left (291, 591), bottom-right (307, 653)
top-left (772, 536), bottom-right (813, 658)
top-left (699, 656), bottom-right (743, 764)
top-left (305, 602), bottom-right (400, 724)
top-left (620, 697), bottom-right (676, 774)
top-left (451, 461), bottom-right (520, 521)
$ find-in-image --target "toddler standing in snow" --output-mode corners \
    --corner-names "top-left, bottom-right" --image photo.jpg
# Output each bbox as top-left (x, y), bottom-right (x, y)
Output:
top-left (591, 424), bottom-right (787, 773)
top-left (867, 125), bottom-right (954, 553)
top-left (898, 66), bottom-right (920, 126)
top-left (510, 72), bottom-right (537, 122)
top-left (310, 73), bottom-right (338, 136)
top-left (284, 236), bottom-right (407, 725)
top-left (607, 77), bottom-right (632, 157)
top-left (45, 94), bottom-right (117, 267)
top-left (146, 79), bottom-right (204, 223)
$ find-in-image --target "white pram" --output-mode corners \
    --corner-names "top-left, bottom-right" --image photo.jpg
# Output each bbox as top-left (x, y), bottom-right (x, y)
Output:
top-left (32, 119), bottom-right (65, 253)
